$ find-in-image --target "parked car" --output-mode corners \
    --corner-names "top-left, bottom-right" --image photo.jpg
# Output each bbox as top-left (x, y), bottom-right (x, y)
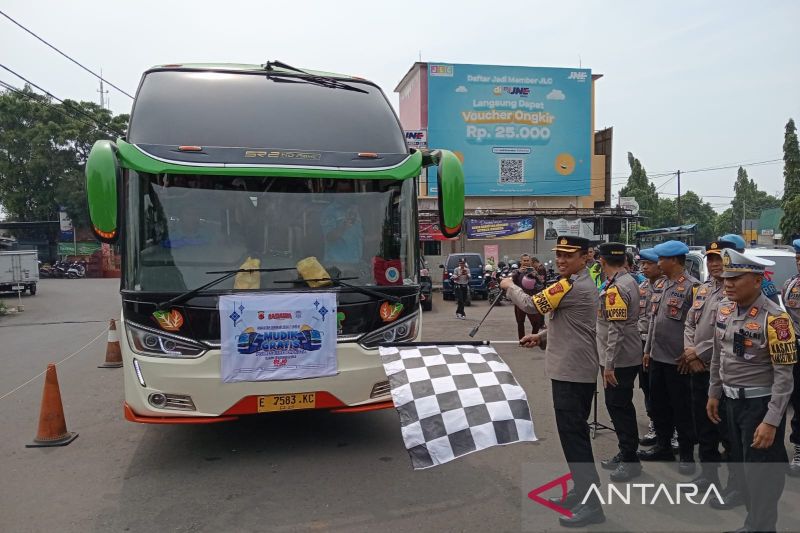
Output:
top-left (440, 253), bottom-right (488, 302)
top-left (419, 256), bottom-right (433, 312)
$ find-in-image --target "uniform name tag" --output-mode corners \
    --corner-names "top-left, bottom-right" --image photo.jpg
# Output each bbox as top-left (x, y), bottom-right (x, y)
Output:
top-left (767, 313), bottom-right (798, 364)
top-left (605, 286), bottom-right (628, 321)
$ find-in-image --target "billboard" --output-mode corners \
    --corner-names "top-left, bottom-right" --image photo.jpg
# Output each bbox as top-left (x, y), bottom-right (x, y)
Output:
top-left (543, 218), bottom-right (595, 240)
top-left (426, 63), bottom-right (591, 197)
top-left (466, 217), bottom-right (535, 240)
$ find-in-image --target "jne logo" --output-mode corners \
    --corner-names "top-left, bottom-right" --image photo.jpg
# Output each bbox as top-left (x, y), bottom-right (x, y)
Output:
top-left (567, 71), bottom-right (588, 82)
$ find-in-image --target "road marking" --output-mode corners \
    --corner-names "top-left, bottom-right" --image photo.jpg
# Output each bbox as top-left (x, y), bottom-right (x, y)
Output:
top-left (0, 327), bottom-right (107, 401)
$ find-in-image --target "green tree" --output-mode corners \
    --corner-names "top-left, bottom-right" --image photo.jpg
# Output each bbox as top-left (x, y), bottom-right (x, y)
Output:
top-left (730, 166), bottom-right (780, 233)
top-left (677, 191), bottom-right (717, 244)
top-left (780, 118), bottom-right (800, 241)
top-left (715, 207), bottom-right (737, 237)
top-left (0, 85), bottom-right (128, 228)
top-left (618, 152), bottom-right (659, 226)
top-left (651, 197), bottom-right (678, 229)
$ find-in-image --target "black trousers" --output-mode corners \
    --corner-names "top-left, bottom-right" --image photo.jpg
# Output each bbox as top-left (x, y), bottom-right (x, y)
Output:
top-left (690, 371), bottom-right (722, 464)
top-left (604, 365), bottom-right (640, 462)
top-left (791, 363), bottom-right (800, 446)
top-left (454, 285), bottom-right (468, 316)
top-left (726, 395), bottom-right (787, 532)
top-left (649, 360), bottom-right (696, 455)
top-left (639, 340), bottom-right (651, 416)
top-left (551, 380), bottom-right (600, 505)
top-left (514, 306), bottom-right (544, 340)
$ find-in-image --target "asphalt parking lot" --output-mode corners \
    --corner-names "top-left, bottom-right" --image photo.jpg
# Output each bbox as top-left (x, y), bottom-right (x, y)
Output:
top-left (1, 282), bottom-right (799, 532)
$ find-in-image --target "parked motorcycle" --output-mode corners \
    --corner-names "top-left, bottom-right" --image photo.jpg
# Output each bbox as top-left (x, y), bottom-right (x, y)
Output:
top-left (66, 260), bottom-right (87, 279)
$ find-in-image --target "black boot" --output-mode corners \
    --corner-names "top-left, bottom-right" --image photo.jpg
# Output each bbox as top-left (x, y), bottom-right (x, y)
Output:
top-left (678, 453), bottom-right (696, 476)
top-left (600, 452), bottom-right (622, 471)
top-left (710, 489), bottom-right (744, 510)
top-left (549, 490), bottom-right (580, 510)
top-left (690, 465), bottom-right (721, 491)
top-left (610, 462), bottom-right (642, 482)
top-left (558, 503), bottom-right (606, 528)
top-left (637, 445), bottom-right (675, 461)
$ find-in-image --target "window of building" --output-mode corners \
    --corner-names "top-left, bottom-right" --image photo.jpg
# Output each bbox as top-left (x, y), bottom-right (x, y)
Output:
top-left (422, 241), bottom-right (441, 256)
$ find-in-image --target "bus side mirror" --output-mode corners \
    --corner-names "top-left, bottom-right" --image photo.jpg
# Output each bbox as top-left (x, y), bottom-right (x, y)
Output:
top-left (435, 149), bottom-right (464, 239)
top-left (85, 140), bottom-right (121, 243)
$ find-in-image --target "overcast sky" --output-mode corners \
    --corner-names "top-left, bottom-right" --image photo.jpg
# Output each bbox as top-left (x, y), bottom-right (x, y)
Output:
top-left (2, 0), bottom-right (798, 213)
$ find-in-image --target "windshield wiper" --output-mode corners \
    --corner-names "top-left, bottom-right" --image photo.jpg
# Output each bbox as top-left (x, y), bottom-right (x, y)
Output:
top-left (273, 277), bottom-right (401, 303)
top-left (264, 60), bottom-right (368, 94)
top-left (155, 267), bottom-right (297, 310)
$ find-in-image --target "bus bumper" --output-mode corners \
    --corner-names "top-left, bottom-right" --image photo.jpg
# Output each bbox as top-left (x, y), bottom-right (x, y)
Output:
top-left (120, 326), bottom-right (407, 423)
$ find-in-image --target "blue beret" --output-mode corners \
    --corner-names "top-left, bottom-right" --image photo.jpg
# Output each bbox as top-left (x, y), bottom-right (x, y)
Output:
top-left (654, 240), bottom-right (689, 257)
top-left (793, 239), bottom-right (800, 253)
top-left (638, 248), bottom-right (658, 262)
top-left (720, 234), bottom-right (746, 251)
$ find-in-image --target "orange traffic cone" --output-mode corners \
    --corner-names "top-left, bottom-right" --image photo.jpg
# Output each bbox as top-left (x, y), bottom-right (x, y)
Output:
top-left (99, 318), bottom-right (123, 368)
top-left (26, 364), bottom-right (78, 447)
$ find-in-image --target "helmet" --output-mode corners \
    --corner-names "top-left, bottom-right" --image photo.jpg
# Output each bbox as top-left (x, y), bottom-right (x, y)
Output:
top-left (720, 234), bottom-right (746, 252)
top-left (511, 263), bottom-right (519, 269)
top-left (484, 264), bottom-right (495, 272)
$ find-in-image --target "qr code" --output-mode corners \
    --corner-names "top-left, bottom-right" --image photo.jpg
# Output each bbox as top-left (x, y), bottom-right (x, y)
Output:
top-left (499, 159), bottom-right (524, 184)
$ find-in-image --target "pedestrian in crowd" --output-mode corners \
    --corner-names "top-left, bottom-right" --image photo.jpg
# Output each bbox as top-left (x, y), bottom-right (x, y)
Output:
top-left (781, 238), bottom-right (800, 477)
top-left (596, 243), bottom-right (643, 482)
top-left (721, 233), bottom-right (780, 303)
top-left (501, 236), bottom-right (604, 527)
top-left (451, 258), bottom-right (470, 320)
top-left (683, 240), bottom-right (743, 509)
top-left (511, 254), bottom-right (545, 340)
top-left (636, 248), bottom-right (662, 446)
top-left (640, 240), bottom-right (700, 475)
top-left (587, 246), bottom-right (603, 290)
top-left (707, 248), bottom-right (796, 533)
top-left (626, 251), bottom-right (646, 284)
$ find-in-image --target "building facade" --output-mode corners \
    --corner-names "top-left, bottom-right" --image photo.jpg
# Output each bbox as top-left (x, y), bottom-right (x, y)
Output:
top-left (395, 62), bottom-right (617, 269)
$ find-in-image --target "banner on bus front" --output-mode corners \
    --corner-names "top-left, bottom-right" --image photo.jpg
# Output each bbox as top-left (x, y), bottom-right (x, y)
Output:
top-left (219, 293), bottom-right (338, 382)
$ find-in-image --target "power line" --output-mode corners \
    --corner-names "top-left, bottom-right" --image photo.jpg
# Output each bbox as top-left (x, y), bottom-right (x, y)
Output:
top-left (0, 78), bottom-right (116, 136)
top-left (0, 63), bottom-right (124, 137)
top-left (0, 9), bottom-right (134, 99)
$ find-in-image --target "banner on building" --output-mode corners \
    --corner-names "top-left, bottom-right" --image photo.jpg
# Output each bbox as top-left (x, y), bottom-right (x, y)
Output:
top-left (404, 129), bottom-right (428, 150)
top-left (219, 293), bottom-right (338, 382)
top-left (484, 245), bottom-right (499, 266)
top-left (466, 217), bottom-right (534, 240)
top-left (543, 218), bottom-right (596, 240)
top-left (419, 219), bottom-right (456, 241)
top-left (57, 242), bottom-right (101, 255)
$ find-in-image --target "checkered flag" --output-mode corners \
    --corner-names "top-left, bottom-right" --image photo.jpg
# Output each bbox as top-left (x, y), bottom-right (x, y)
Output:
top-left (379, 344), bottom-right (536, 469)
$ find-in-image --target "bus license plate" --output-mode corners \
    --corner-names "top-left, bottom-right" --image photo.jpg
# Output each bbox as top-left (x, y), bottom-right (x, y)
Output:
top-left (257, 393), bottom-right (316, 412)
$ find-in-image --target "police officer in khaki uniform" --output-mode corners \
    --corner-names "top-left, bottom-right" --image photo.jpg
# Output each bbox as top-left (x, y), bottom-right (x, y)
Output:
top-left (708, 248), bottom-right (796, 533)
top-left (683, 241), bottom-right (738, 496)
top-left (595, 242), bottom-right (643, 481)
top-left (640, 240), bottom-right (700, 475)
top-left (781, 238), bottom-right (800, 476)
top-left (501, 236), bottom-right (604, 528)
top-left (637, 248), bottom-right (663, 446)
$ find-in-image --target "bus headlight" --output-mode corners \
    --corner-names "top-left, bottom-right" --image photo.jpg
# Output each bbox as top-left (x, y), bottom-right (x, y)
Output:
top-left (359, 312), bottom-right (419, 349)
top-left (125, 322), bottom-right (207, 358)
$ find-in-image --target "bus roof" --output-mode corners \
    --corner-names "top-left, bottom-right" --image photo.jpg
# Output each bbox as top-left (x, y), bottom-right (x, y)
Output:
top-left (147, 62), bottom-right (363, 81)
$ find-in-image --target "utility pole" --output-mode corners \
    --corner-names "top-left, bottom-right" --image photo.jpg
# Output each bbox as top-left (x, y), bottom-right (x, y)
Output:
top-left (742, 197), bottom-right (746, 235)
top-left (676, 170), bottom-right (682, 225)
top-left (97, 68), bottom-right (108, 109)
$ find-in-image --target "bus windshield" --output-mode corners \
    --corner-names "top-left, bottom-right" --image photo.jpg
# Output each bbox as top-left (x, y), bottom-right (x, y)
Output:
top-left (124, 172), bottom-right (417, 292)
